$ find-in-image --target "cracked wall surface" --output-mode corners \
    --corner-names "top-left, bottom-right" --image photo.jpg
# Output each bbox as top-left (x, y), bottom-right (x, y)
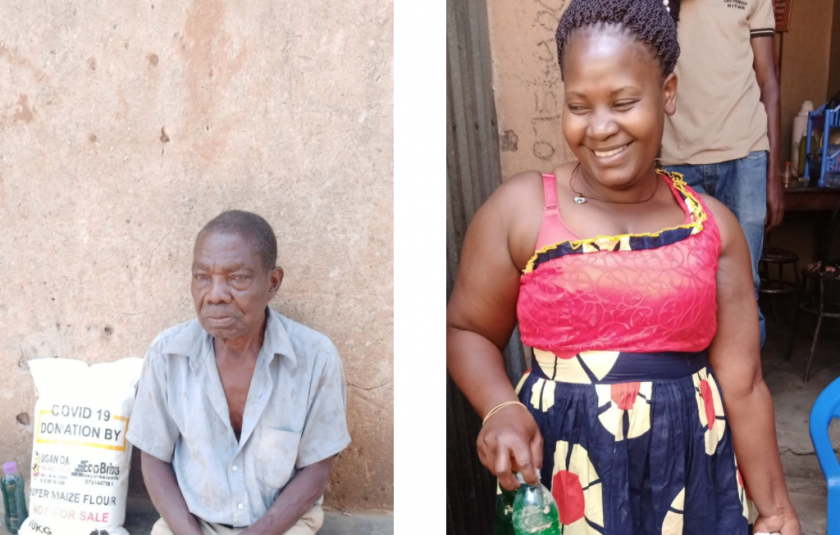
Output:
top-left (0, 0), bottom-right (393, 511)
top-left (486, 0), bottom-right (573, 180)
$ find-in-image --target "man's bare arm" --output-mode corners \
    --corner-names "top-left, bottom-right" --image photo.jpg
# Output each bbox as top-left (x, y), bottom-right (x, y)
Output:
top-left (141, 451), bottom-right (204, 535)
top-left (241, 457), bottom-right (333, 535)
top-left (752, 35), bottom-right (783, 230)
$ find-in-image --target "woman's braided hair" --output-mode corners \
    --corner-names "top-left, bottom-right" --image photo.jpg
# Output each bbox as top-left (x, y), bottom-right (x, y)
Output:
top-left (555, 0), bottom-right (681, 79)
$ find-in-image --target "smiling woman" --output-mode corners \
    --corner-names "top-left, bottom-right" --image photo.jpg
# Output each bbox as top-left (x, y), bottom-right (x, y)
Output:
top-left (445, 0), bottom-right (800, 533)
top-left (560, 25), bottom-right (676, 204)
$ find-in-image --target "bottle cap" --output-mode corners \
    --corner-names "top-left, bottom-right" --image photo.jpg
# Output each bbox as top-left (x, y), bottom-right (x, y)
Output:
top-left (515, 469), bottom-right (541, 485)
top-left (3, 461), bottom-right (17, 474)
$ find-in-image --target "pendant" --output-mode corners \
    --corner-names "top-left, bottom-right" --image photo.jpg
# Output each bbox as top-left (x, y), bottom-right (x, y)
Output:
top-left (574, 196), bottom-right (586, 204)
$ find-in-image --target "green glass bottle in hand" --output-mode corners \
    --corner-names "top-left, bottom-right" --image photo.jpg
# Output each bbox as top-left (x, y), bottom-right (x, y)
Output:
top-left (512, 470), bottom-right (561, 535)
top-left (2, 462), bottom-right (28, 534)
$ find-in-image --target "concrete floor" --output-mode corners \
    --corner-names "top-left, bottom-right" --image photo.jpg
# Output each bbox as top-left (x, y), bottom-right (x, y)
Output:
top-left (121, 498), bottom-right (394, 535)
top-left (760, 299), bottom-right (840, 535)
top-left (1, 496), bottom-right (395, 535)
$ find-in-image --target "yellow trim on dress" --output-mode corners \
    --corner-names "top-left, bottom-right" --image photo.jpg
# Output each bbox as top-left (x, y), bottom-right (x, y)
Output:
top-left (522, 170), bottom-right (707, 274)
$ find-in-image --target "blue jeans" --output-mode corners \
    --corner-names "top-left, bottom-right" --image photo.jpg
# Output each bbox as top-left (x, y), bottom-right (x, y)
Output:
top-left (663, 151), bottom-right (767, 347)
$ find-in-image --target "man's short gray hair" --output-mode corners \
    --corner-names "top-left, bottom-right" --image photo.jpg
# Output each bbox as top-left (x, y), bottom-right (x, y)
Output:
top-left (197, 210), bottom-right (278, 272)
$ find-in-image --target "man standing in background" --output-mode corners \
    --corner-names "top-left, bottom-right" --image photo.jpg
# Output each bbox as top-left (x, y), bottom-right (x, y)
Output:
top-left (661, 0), bottom-right (782, 347)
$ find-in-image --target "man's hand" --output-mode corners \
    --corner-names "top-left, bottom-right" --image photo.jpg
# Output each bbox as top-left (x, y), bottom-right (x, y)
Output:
top-left (141, 451), bottom-right (204, 535)
top-left (766, 161), bottom-right (784, 231)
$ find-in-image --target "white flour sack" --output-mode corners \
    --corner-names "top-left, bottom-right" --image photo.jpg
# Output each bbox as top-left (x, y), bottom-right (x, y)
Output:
top-left (21, 357), bottom-right (144, 535)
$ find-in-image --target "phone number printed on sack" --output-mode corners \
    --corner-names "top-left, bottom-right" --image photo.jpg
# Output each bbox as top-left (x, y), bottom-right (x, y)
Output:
top-left (36, 405), bottom-right (129, 451)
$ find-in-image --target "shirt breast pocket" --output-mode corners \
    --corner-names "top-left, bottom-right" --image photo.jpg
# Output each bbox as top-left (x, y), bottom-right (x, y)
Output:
top-left (255, 427), bottom-right (302, 489)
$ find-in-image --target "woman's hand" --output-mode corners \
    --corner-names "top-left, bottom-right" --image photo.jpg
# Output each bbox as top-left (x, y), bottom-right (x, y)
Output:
top-left (753, 506), bottom-right (800, 535)
top-left (476, 404), bottom-right (543, 491)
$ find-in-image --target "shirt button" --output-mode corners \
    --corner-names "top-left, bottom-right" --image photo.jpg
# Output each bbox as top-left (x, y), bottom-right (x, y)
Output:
top-left (232, 465), bottom-right (238, 472)
top-left (238, 504), bottom-right (244, 510)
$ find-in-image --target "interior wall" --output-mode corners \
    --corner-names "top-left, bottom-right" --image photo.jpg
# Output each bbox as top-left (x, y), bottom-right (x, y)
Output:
top-left (828, 0), bottom-right (840, 104)
top-left (779, 0), bottom-right (834, 164)
top-left (771, 0), bottom-right (838, 272)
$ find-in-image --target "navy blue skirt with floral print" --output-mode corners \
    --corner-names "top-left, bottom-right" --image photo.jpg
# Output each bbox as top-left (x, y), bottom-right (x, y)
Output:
top-left (499, 349), bottom-right (754, 535)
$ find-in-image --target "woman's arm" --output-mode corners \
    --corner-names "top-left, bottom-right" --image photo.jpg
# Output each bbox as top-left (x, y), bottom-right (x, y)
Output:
top-left (703, 195), bottom-right (799, 535)
top-left (446, 172), bottom-right (544, 490)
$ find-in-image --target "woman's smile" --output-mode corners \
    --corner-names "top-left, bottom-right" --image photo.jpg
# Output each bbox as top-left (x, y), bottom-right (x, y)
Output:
top-left (591, 142), bottom-right (632, 160)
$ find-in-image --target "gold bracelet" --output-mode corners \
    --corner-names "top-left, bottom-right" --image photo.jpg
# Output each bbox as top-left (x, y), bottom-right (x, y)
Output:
top-left (482, 401), bottom-right (526, 426)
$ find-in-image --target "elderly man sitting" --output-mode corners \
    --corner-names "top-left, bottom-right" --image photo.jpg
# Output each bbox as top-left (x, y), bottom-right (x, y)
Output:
top-left (127, 210), bottom-right (350, 535)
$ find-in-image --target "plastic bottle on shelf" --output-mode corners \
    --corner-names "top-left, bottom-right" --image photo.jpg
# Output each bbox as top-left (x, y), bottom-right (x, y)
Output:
top-left (792, 100), bottom-right (814, 174)
top-left (2, 462), bottom-right (28, 534)
top-left (512, 471), bottom-right (561, 535)
top-left (782, 162), bottom-right (793, 188)
top-left (798, 133), bottom-right (808, 178)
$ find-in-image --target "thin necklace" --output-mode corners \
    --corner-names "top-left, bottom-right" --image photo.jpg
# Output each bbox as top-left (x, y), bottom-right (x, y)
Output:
top-left (569, 163), bottom-right (660, 204)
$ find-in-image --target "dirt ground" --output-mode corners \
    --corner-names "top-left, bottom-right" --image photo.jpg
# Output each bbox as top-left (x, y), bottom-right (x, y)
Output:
top-left (760, 299), bottom-right (840, 535)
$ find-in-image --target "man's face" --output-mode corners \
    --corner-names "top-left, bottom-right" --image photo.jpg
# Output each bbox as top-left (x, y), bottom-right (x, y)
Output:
top-left (191, 231), bottom-right (281, 341)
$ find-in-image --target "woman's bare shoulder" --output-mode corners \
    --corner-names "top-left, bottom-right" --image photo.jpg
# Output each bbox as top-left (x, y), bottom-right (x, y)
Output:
top-left (483, 163), bottom-right (578, 268)
top-left (490, 162), bottom-right (578, 209)
top-left (477, 171), bottom-right (544, 261)
top-left (696, 193), bottom-right (744, 253)
top-left (697, 193), bottom-right (735, 227)
top-left (492, 170), bottom-right (541, 204)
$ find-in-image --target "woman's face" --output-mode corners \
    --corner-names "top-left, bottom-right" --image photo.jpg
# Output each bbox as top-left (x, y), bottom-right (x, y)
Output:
top-left (561, 26), bottom-right (677, 190)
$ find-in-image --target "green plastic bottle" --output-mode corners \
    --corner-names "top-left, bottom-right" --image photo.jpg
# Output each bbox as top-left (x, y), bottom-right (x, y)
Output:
top-left (512, 471), bottom-right (561, 535)
top-left (495, 484), bottom-right (517, 535)
top-left (797, 134), bottom-right (808, 179)
top-left (2, 461), bottom-right (28, 534)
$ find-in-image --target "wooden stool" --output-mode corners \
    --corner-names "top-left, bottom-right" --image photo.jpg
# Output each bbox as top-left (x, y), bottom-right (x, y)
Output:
top-left (759, 245), bottom-right (801, 325)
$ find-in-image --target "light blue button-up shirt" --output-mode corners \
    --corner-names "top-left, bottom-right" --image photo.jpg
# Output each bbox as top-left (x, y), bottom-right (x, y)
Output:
top-left (126, 307), bottom-right (351, 526)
